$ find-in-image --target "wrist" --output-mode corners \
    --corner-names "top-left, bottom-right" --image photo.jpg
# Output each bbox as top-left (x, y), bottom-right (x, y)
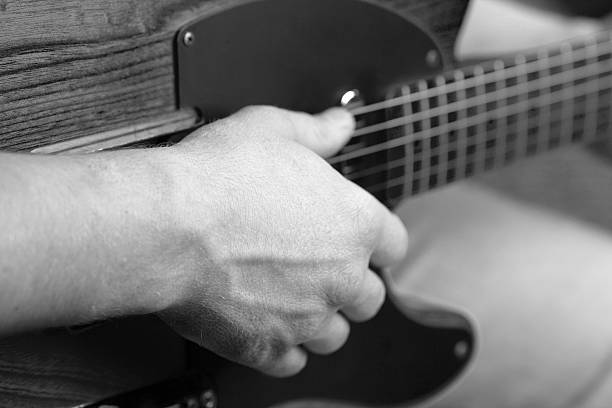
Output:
top-left (79, 148), bottom-right (191, 319)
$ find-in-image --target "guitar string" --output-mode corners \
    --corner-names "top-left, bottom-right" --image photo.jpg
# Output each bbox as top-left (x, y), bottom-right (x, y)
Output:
top-left (340, 37), bottom-right (609, 169)
top-left (329, 74), bottom-right (612, 171)
top-left (363, 111), bottom-right (608, 198)
top-left (339, 96), bottom-right (606, 193)
top-left (340, 43), bottom-right (610, 156)
top-left (376, 81), bottom-right (606, 184)
top-left (339, 89), bottom-right (611, 193)
top-left (340, 47), bottom-right (609, 164)
top-left (381, 70), bottom-right (608, 194)
top-left (366, 86), bottom-right (610, 198)
top-left (374, 135), bottom-right (606, 200)
top-left (349, 55), bottom-right (611, 140)
top-left (345, 97), bottom-right (609, 194)
top-left (348, 31), bottom-right (612, 118)
top-left (350, 35), bottom-right (611, 117)
top-left (328, 61), bottom-right (612, 166)
top-left (365, 117), bottom-right (606, 198)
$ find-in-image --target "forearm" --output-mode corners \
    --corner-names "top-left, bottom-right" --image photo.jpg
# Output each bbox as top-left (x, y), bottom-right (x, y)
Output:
top-left (0, 150), bottom-right (183, 336)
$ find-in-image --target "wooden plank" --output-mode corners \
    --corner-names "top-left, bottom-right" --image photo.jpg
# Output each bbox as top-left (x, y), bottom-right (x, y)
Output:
top-left (31, 109), bottom-right (197, 154)
top-left (0, 0), bottom-right (468, 151)
top-left (0, 317), bottom-right (186, 408)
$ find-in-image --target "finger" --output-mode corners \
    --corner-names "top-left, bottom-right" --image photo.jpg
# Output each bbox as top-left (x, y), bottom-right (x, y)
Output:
top-left (370, 210), bottom-right (409, 268)
top-left (282, 107), bottom-right (355, 158)
top-left (309, 108), bottom-right (356, 158)
top-left (342, 269), bottom-right (386, 323)
top-left (303, 313), bottom-right (350, 355)
top-left (260, 346), bottom-right (308, 378)
top-left (235, 106), bottom-right (355, 158)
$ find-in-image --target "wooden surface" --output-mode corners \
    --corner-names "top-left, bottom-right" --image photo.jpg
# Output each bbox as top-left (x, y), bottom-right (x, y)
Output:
top-left (0, 317), bottom-right (186, 408)
top-left (0, 0), bottom-right (468, 152)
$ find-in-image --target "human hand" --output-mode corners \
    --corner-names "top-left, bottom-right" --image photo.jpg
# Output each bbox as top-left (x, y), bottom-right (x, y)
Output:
top-left (156, 106), bottom-right (409, 377)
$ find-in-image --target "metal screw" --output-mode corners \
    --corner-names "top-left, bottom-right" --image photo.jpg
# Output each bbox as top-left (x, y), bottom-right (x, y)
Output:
top-left (340, 89), bottom-right (360, 106)
top-left (454, 341), bottom-right (469, 359)
top-left (183, 31), bottom-right (195, 47)
top-left (426, 49), bottom-right (440, 68)
top-left (200, 390), bottom-right (217, 408)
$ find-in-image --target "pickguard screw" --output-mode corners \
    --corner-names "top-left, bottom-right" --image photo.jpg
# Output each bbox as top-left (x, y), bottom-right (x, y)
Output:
top-left (340, 89), bottom-right (360, 106)
top-left (201, 390), bottom-right (217, 408)
top-left (426, 49), bottom-right (440, 67)
top-left (183, 31), bottom-right (195, 47)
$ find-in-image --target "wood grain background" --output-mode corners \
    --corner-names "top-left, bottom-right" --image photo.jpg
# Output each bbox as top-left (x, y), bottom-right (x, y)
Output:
top-left (0, 0), bottom-right (468, 151)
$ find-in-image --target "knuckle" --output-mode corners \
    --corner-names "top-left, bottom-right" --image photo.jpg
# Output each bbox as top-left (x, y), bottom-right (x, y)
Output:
top-left (241, 105), bottom-right (298, 138)
top-left (236, 333), bottom-right (290, 371)
top-left (298, 312), bottom-right (329, 340)
top-left (371, 277), bottom-right (386, 309)
top-left (364, 276), bottom-right (386, 318)
top-left (350, 195), bottom-right (381, 242)
top-left (328, 267), bottom-right (365, 306)
top-left (238, 105), bottom-right (281, 118)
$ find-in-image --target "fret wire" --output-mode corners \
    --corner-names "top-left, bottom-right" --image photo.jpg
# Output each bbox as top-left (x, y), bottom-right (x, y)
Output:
top-left (435, 75), bottom-right (450, 184)
top-left (416, 80), bottom-right (433, 191)
top-left (399, 85), bottom-right (414, 197)
top-left (383, 124), bottom-right (611, 200)
top-left (536, 49), bottom-right (552, 154)
top-left (606, 65), bottom-right (612, 141)
top-left (341, 103), bottom-right (599, 183)
top-left (360, 114), bottom-right (612, 197)
top-left (338, 32), bottom-right (612, 200)
top-left (369, 119), bottom-right (607, 196)
top-left (514, 55), bottom-right (530, 159)
top-left (454, 70), bottom-right (468, 182)
top-left (583, 39), bottom-right (601, 139)
top-left (350, 57), bottom-right (612, 140)
top-left (559, 43), bottom-right (576, 145)
top-left (473, 66), bottom-right (488, 174)
top-left (351, 92), bottom-right (561, 183)
top-left (344, 97), bottom-right (611, 187)
top-left (330, 68), bottom-right (612, 165)
top-left (433, 105), bottom-right (572, 180)
top-left (349, 31), bottom-right (612, 117)
top-left (493, 60), bottom-right (509, 167)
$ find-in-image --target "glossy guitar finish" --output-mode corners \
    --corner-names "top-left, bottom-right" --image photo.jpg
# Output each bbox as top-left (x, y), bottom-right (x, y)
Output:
top-left (85, 297), bottom-right (473, 408)
top-left (201, 299), bottom-right (473, 407)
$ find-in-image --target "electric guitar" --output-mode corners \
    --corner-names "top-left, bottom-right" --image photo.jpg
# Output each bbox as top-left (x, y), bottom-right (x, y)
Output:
top-left (1, 0), bottom-right (611, 407)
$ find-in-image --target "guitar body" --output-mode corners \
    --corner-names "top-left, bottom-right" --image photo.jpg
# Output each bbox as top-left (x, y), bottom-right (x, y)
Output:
top-left (0, 1), bottom-right (475, 407)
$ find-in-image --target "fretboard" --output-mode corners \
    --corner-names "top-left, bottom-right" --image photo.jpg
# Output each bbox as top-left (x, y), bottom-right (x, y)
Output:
top-left (330, 30), bottom-right (612, 207)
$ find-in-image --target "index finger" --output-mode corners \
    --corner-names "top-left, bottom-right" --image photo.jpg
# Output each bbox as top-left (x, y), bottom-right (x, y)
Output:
top-left (370, 208), bottom-right (409, 268)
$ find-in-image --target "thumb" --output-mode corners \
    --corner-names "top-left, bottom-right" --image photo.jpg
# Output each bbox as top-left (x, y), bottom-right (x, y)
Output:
top-left (295, 107), bottom-right (356, 158)
top-left (234, 106), bottom-right (355, 158)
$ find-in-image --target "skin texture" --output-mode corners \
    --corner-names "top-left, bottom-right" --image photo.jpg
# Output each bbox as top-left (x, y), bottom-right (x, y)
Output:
top-left (0, 106), bottom-right (408, 378)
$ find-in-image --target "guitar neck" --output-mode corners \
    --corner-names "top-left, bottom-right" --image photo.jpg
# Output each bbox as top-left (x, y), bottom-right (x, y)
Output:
top-left (334, 30), bottom-right (612, 206)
